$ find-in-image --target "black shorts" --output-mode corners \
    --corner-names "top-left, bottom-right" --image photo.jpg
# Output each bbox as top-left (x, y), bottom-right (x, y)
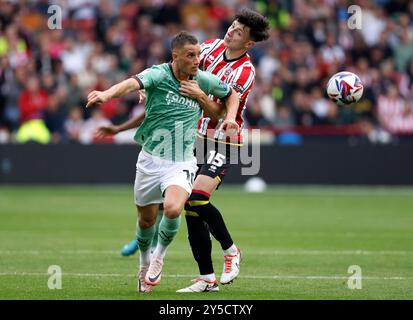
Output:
top-left (194, 137), bottom-right (241, 188)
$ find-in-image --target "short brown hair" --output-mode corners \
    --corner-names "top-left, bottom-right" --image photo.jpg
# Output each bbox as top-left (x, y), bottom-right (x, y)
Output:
top-left (171, 31), bottom-right (198, 50)
top-left (235, 8), bottom-right (270, 42)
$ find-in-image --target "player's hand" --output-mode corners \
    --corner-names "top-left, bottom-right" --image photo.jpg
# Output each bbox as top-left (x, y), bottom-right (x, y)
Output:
top-left (220, 118), bottom-right (239, 136)
top-left (180, 80), bottom-right (204, 100)
top-left (95, 125), bottom-right (120, 138)
top-left (86, 90), bottom-right (110, 108)
top-left (138, 89), bottom-right (146, 104)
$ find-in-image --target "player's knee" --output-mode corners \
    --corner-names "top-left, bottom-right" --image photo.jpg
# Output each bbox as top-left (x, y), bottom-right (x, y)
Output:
top-left (138, 215), bottom-right (156, 229)
top-left (163, 202), bottom-right (183, 219)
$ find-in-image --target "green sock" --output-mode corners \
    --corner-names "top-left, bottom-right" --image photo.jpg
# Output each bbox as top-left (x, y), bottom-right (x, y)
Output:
top-left (136, 224), bottom-right (155, 252)
top-left (151, 210), bottom-right (163, 250)
top-left (158, 215), bottom-right (182, 247)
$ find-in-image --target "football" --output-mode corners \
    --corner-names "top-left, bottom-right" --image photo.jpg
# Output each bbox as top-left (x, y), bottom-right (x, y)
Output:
top-left (326, 71), bottom-right (364, 106)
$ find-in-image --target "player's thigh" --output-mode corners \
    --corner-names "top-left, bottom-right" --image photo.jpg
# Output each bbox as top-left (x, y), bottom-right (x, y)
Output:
top-left (163, 185), bottom-right (190, 218)
top-left (136, 203), bottom-right (160, 228)
top-left (192, 174), bottom-right (220, 195)
top-left (160, 160), bottom-right (198, 218)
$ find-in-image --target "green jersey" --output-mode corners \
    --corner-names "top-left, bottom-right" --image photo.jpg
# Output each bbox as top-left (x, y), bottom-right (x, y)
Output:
top-left (133, 63), bottom-right (231, 161)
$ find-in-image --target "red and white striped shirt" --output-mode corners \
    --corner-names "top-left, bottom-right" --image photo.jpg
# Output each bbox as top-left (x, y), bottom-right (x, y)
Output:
top-left (198, 39), bottom-right (255, 145)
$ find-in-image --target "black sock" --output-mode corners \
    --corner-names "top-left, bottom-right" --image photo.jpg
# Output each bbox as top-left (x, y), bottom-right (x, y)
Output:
top-left (185, 214), bottom-right (214, 275)
top-left (186, 191), bottom-right (233, 251)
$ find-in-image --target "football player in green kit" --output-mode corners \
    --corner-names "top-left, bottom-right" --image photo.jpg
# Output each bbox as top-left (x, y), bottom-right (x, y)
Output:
top-left (86, 31), bottom-right (239, 293)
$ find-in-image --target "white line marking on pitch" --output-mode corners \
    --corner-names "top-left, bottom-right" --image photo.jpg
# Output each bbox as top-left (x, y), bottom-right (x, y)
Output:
top-left (0, 249), bottom-right (411, 255)
top-left (0, 272), bottom-right (411, 281)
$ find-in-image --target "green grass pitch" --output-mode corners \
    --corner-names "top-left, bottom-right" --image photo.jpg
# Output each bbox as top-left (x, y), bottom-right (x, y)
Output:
top-left (0, 185), bottom-right (412, 299)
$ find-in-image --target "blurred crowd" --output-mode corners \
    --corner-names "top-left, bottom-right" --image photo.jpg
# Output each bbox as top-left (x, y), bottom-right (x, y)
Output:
top-left (1, 0), bottom-right (413, 145)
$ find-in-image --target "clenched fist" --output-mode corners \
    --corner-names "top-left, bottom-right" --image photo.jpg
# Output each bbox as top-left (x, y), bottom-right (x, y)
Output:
top-left (220, 118), bottom-right (239, 136)
top-left (86, 91), bottom-right (110, 108)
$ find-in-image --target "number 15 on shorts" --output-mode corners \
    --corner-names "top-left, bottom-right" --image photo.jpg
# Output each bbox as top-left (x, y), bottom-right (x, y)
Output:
top-left (207, 151), bottom-right (225, 167)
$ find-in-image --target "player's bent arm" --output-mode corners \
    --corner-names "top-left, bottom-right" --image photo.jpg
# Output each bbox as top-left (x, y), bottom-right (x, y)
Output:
top-left (106, 78), bottom-right (141, 99)
top-left (116, 113), bottom-right (145, 132)
top-left (96, 113), bottom-right (146, 137)
top-left (196, 92), bottom-right (226, 122)
top-left (86, 78), bottom-right (141, 108)
top-left (180, 80), bottom-right (225, 122)
top-left (220, 88), bottom-right (240, 134)
top-left (223, 88), bottom-right (240, 122)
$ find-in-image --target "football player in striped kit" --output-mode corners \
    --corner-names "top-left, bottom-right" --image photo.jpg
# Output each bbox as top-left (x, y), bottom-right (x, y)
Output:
top-left (177, 8), bottom-right (270, 293)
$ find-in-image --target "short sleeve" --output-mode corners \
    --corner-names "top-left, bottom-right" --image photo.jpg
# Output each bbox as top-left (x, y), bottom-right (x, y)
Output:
top-left (228, 65), bottom-right (255, 99)
top-left (133, 65), bottom-right (164, 90)
top-left (202, 71), bottom-right (231, 99)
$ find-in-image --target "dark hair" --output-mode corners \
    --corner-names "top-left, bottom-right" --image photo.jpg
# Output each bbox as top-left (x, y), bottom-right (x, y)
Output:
top-left (235, 8), bottom-right (270, 42)
top-left (171, 31), bottom-right (198, 50)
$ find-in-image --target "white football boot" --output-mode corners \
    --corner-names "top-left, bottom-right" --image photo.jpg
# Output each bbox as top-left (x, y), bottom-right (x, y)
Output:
top-left (145, 256), bottom-right (164, 286)
top-left (176, 279), bottom-right (219, 293)
top-left (220, 246), bottom-right (242, 284)
top-left (137, 266), bottom-right (152, 293)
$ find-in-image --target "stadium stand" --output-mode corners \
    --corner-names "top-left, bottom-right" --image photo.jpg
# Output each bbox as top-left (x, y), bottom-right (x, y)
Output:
top-left (1, 0), bottom-right (413, 145)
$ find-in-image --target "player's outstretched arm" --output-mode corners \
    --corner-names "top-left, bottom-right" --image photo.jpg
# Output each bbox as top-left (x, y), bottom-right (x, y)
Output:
top-left (220, 88), bottom-right (240, 134)
top-left (180, 80), bottom-right (225, 122)
top-left (95, 113), bottom-right (146, 138)
top-left (86, 78), bottom-right (141, 109)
